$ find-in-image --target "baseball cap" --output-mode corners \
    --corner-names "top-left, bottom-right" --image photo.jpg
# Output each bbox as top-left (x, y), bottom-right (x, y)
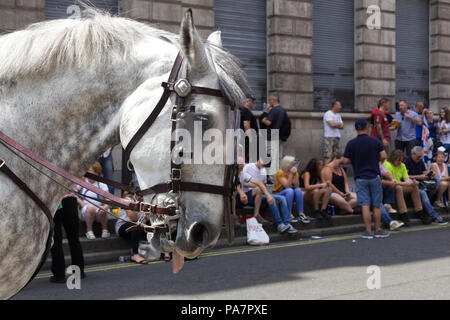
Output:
top-left (355, 118), bottom-right (367, 130)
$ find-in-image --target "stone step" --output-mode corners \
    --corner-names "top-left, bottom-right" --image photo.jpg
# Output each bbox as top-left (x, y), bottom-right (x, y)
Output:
top-left (43, 211), bottom-right (450, 271)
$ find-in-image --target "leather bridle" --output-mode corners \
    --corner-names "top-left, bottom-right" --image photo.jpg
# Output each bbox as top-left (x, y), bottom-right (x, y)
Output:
top-left (0, 51), bottom-right (239, 282)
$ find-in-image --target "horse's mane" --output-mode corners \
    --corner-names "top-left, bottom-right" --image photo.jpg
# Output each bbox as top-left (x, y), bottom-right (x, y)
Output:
top-left (0, 7), bottom-right (251, 107)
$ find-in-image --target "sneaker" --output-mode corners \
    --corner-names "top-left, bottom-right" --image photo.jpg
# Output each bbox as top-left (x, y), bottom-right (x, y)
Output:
top-left (432, 217), bottom-right (448, 225)
top-left (101, 229), bottom-right (110, 239)
top-left (86, 231), bottom-right (96, 240)
top-left (434, 201), bottom-right (446, 208)
top-left (360, 231), bottom-right (374, 239)
top-left (290, 214), bottom-right (299, 223)
top-left (277, 223), bottom-right (290, 234)
top-left (400, 214), bottom-right (410, 225)
top-left (374, 229), bottom-right (390, 238)
top-left (287, 224), bottom-right (299, 234)
top-left (389, 220), bottom-right (405, 231)
top-left (298, 214), bottom-right (311, 224)
top-left (384, 204), bottom-right (397, 214)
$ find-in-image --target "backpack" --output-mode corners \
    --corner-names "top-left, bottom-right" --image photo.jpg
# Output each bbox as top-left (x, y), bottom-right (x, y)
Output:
top-left (280, 111), bottom-right (291, 142)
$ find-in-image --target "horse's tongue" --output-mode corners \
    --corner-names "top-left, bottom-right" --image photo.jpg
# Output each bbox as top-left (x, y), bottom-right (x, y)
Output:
top-left (172, 250), bottom-right (184, 274)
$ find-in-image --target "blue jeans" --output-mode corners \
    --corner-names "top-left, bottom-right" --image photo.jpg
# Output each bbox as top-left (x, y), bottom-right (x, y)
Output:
top-left (381, 206), bottom-right (393, 225)
top-left (355, 176), bottom-right (382, 207)
top-left (419, 189), bottom-right (440, 219)
top-left (98, 152), bottom-right (114, 194)
top-left (382, 185), bottom-right (395, 205)
top-left (262, 194), bottom-right (291, 226)
top-left (277, 188), bottom-right (304, 214)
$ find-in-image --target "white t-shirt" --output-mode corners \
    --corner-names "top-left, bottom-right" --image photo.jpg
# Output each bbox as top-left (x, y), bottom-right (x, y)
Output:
top-left (323, 110), bottom-right (343, 138)
top-left (440, 120), bottom-right (450, 144)
top-left (80, 179), bottom-right (110, 208)
top-left (242, 163), bottom-right (267, 192)
top-left (238, 170), bottom-right (253, 192)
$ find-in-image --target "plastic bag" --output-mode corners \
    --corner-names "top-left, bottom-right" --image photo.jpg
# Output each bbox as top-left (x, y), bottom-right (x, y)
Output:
top-left (246, 217), bottom-right (269, 245)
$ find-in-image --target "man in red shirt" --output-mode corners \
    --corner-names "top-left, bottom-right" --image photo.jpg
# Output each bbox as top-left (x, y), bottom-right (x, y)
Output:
top-left (371, 98), bottom-right (393, 150)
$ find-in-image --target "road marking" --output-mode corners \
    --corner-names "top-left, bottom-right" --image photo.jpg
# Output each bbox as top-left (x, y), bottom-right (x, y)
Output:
top-left (35, 223), bottom-right (449, 279)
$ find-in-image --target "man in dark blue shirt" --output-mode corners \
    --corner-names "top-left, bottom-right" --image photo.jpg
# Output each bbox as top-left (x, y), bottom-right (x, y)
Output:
top-left (261, 95), bottom-right (287, 141)
top-left (343, 119), bottom-right (388, 239)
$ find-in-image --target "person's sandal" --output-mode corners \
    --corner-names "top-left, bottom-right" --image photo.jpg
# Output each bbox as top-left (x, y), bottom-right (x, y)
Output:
top-left (130, 255), bottom-right (148, 264)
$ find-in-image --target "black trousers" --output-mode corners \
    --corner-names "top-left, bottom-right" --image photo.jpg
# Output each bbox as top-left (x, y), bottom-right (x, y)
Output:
top-left (51, 197), bottom-right (85, 279)
top-left (118, 222), bottom-right (146, 254)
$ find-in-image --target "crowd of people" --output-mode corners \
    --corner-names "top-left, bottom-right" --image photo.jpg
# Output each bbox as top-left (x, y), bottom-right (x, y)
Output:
top-left (236, 95), bottom-right (449, 240)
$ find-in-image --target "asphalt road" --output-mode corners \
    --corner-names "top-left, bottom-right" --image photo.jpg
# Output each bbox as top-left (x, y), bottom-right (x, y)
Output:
top-left (12, 224), bottom-right (450, 300)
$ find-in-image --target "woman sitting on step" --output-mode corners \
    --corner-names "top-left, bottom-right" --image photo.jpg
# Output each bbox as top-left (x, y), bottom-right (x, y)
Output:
top-left (77, 162), bottom-right (111, 240)
top-left (430, 151), bottom-right (450, 208)
top-left (300, 158), bottom-right (332, 221)
top-left (321, 152), bottom-right (358, 214)
top-left (273, 156), bottom-right (310, 224)
top-left (115, 191), bottom-right (150, 264)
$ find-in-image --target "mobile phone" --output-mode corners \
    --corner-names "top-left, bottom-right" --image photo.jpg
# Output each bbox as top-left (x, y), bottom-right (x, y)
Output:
top-left (427, 171), bottom-right (434, 178)
top-left (291, 160), bottom-right (299, 168)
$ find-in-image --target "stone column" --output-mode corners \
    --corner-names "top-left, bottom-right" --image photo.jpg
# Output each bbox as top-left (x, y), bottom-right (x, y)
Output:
top-left (355, 0), bottom-right (396, 112)
top-left (118, 0), bottom-right (214, 38)
top-left (267, 0), bottom-right (313, 111)
top-left (430, 0), bottom-right (450, 112)
top-left (0, 0), bottom-right (45, 33)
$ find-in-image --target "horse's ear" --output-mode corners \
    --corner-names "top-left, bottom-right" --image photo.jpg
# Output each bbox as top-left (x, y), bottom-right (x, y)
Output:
top-left (207, 31), bottom-right (222, 47)
top-left (180, 9), bottom-right (213, 76)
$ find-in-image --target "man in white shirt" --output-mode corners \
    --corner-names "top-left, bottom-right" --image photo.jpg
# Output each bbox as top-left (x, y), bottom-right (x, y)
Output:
top-left (242, 159), bottom-right (298, 233)
top-left (323, 100), bottom-right (344, 163)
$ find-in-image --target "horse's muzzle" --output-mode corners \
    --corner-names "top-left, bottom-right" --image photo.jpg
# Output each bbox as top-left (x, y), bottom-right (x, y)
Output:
top-left (175, 219), bottom-right (215, 259)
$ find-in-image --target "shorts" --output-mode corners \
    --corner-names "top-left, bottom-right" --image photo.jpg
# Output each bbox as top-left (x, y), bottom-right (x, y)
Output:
top-left (236, 190), bottom-right (255, 209)
top-left (355, 176), bottom-right (382, 207)
top-left (323, 137), bottom-right (340, 159)
top-left (81, 204), bottom-right (109, 221)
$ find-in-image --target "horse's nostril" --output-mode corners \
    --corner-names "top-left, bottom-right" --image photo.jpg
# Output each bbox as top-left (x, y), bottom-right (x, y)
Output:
top-left (190, 223), bottom-right (209, 247)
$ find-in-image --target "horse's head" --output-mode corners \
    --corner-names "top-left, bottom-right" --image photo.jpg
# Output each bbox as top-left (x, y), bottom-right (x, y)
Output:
top-left (121, 9), bottom-right (250, 269)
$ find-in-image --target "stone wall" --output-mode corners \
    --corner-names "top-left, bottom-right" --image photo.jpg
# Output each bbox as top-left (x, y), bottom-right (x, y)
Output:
top-left (118, 0), bottom-right (215, 38)
top-left (430, 0), bottom-right (450, 111)
top-left (355, 0), bottom-right (396, 113)
top-left (0, 0), bottom-right (45, 33)
top-left (267, 0), bottom-right (313, 111)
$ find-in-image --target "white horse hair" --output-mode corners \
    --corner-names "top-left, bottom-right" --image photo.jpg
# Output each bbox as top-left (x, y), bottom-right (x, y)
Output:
top-left (0, 7), bottom-right (251, 299)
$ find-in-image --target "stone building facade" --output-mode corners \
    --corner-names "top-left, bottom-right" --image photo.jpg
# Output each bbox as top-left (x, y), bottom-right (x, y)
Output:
top-left (1, 0), bottom-right (450, 168)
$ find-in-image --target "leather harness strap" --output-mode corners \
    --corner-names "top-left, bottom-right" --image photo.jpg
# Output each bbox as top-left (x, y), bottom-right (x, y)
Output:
top-left (125, 52), bottom-right (184, 155)
top-left (0, 159), bottom-right (53, 283)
